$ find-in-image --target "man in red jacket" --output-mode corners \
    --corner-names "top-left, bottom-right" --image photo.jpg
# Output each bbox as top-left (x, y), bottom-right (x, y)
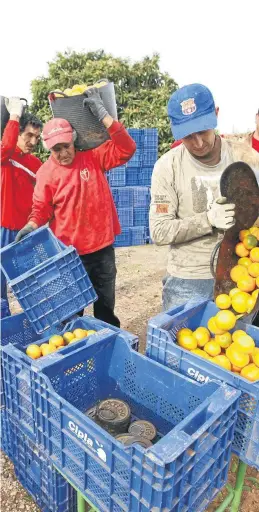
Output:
top-left (1, 97), bottom-right (42, 305)
top-left (16, 89), bottom-right (136, 327)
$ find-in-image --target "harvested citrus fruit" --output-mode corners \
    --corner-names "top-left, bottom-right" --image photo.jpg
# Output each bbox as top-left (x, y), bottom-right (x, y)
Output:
top-left (232, 330), bottom-right (246, 343)
top-left (243, 234), bottom-right (258, 250)
top-left (193, 327), bottom-right (210, 347)
top-left (241, 363), bottom-right (259, 381)
top-left (249, 226), bottom-right (259, 240)
top-left (215, 332), bottom-right (232, 348)
top-left (248, 262), bottom-right (259, 278)
top-left (73, 328), bottom-right (88, 339)
top-left (178, 334), bottom-right (197, 350)
top-left (176, 328), bottom-right (192, 341)
top-left (247, 296), bottom-right (256, 314)
top-left (213, 354), bottom-right (231, 370)
top-left (252, 289), bottom-right (259, 300)
top-left (49, 335), bottom-right (64, 348)
top-left (215, 294), bottom-right (231, 310)
top-left (235, 243), bottom-right (249, 257)
top-left (230, 265), bottom-right (248, 283)
top-left (191, 348), bottom-right (207, 357)
top-left (41, 343), bottom-right (57, 356)
top-left (239, 229), bottom-right (250, 242)
top-left (226, 346), bottom-right (250, 368)
top-left (204, 340), bottom-right (221, 357)
top-left (232, 364), bottom-right (241, 372)
top-left (233, 334), bottom-right (255, 354)
top-left (229, 288), bottom-right (241, 298)
top-left (238, 257), bottom-right (252, 268)
top-left (231, 291), bottom-right (250, 313)
top-left (237, 275), bottom-right (256, 292)
top-left (252, 348), bottom-right (259, 366)
top-left (256, 276), bottom-right (259, 288)
top-left (250, 247), bottom-right (259, 263)
top-left (63, 331), bottom-right (75, 343)
top-left (215, 310), bottom-right (236, 331)
top-left (207, 317), bottom-right (226, 335)
top-left (26, 344), bottom-right (42, 359)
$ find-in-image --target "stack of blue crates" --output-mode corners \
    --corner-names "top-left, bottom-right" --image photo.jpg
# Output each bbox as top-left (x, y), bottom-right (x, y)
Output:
top-left (107, 128), bottom-right (158, 247)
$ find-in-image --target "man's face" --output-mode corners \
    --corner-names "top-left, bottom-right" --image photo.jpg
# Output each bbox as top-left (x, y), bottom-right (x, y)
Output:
top-left (51, 142), bottom-right (76, 166)
top-left (182, 129), bottom-right (216, 158)
top-left (18, 124), bottom-right (41, 154)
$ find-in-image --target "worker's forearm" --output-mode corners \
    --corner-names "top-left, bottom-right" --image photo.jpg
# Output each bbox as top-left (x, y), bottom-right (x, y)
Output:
top-left (150, 211), bottom-right (213, 246)
top-left (27, 221), bottom-right (39, 229)
top-left (102, 114), bottom-right (114, 129)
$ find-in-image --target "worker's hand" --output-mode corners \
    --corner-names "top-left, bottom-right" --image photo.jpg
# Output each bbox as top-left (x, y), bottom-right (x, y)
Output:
top-left (15, 224), bottom-right (36, 243)
top-left (207, 197), bottom-right (235, 230)
top-left (83, 88), bottom-right (108, 121)
top-left (5, 97), bottom-right (23, 118)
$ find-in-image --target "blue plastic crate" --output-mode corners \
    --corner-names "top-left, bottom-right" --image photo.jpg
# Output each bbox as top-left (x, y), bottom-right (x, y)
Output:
top-left (10, 247), bottom-right (97, 334)
top-left (125, 167), bottom-right (139, 186)
top-left (0, 312), bottom-right (63, 348)
top-left (146, 299), bottom-right (259, 469)
top-left (133, 186), bottom-right (151, 208)
top-left (127, 150), bottom-right (142, 168)
top-left (113, 188), bottom-right (134, 208)
top-left (0, 299), bottom-right (10, 319)
top-left (117, 208), bottom-right (134, 227)
top-left (133, 207), bottom-right (149, 227)
top-left (30, 333), bottom-right (239, 512)
top-left (1, 315), bottom-right (138, 441)
top-left (128, 128), bottom-right (143, 146)
top-left (6, 414), bottom-right (76, 512)
top-left (131, 227), bottom-right (147, 246)
top-left (1, 408), bottom-right (12, 458)
top-left (142, 150), bottom-right (158, 166)
top-left (114, 228), bottom-right (131, 247)
top-left (108, 166), bottom-right (127, 187)
top-left (138, 167), bottom-right (153, 186)
top-left (143, 128), bottom-right (158, 150)
top-left (0, 227), bottom-right (64, 282)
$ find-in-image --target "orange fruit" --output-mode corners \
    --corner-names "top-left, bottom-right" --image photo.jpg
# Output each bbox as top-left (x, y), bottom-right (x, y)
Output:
top-left (232, 330), bottom-right (246, 343)
top-left (215, 294), bottom-right (231, 310)
top-left (229, 288), bottom-right (241, 298)
top-left (207, 317), bottom-right (226, 335)
top-left (256, 276), bottom-right (259, 288)
top-left (232, 334), bottom-right (255, 354)
top-left (215, 332), bottom-right (232, 349)
top-left (178, 334), bottom-right (197, 351)
top-left (231, 291), bottom-right (250, 313)
top-left (215, 310), bottom-right (236, 331)
top-left (193, 327), bottom-right (210, 347)
top-left (191, 348), bottom-right (207, 357)
top-left (41, 343), bottom-right (57, 356)
top-left (26, 344), bottom-right (42, 359)
top-left (252, 348), bottom-right (259, 366)
top-left (235, 242), bottom-right (249, 257)
top-left (204, 340), bottom-right (221, 357)
top-left (73, 328), bottom-right (88, 339)
top-left (232, 364), bottom-right (241, 373)
top-left (238, 257), bottom-right (252, 268)
top-left (248, 262), bottom-right (259, 278)
top-left (213, 354), bottom-right (232, 371)
top-left (246, 296), bottom-right (256, 314)
top-left (250, 247), bottom-right (259, 263)
top-left (241, 363), bottom-right (259, 382)
top-left (176, 328), bottom-right (192, 341)
top-left (249, 226), bottom-right (259, 240)
top-left (243, 234), bottom-right (258, 250)
top-left (49, 335), bottom-right (65, 348)
top-left (237, 275), bottom-right (256, 292)
top-left (63, 331), bottom-right (75, 343)
top-left (226, 345), bottom-right (250, 368)
top-left (252, 289), bottom-right (259, 301)
top-left (239, 229), bottom-right (250, 242)
top-left (230, 265), bottom-right (248, 283)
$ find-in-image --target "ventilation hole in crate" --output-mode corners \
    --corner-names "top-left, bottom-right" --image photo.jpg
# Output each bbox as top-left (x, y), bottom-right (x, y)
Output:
top-left (160, 399), bottom-right (185, 424)
top-left (236, 412), bottom-right (252, 434)
top-left (64, 437), bottom-right (85, 464)
top-left (19, 380), bottom-right (30, 396)
top-left (86, 358), bottom-right (95, 373)
top-left (191, 483), bottom-right (212, 511)
top-left (165, 354), bottom-right (180, 370)
top-left (50, 375), bottom-right (61, 392)
top-left (239, 393), bottom-right (257, 415)
top-left (123, 377), bottom-right (136, 395)
top-left (114, 458), bottom-right (130, 483)
top-left (188, 395), bottom-right (202, 411)
top-left (135, 386), bottom-right (158, 408)
top-left (52, 443), bottom-right (62, 462)
top-left (169, 321), bottom-right (188, 341)
top-left (65, 362), bottom-right (84, 376)
top-left (88, 459), bottom-right (110, 486)
top-left (124, 360), bottom-right (137, 377)
top-left (87, 476), bottom-right (110, 506)
top-left (233, 431), bottom-right (247, 453)
top-left (65, 381), bottom-right (87, 405)
top-left (112, 503), bottom-right (124, 512)
top-left (65, 456), bottom-right (84, 485)
top-left (51, 424), bottom-right (62, 444)
top-left (113, 480), bottom-right (130, 505)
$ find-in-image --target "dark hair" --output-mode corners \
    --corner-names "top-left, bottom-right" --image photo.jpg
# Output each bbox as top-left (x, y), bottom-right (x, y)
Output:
top-left (20, 112), bottom-right (43, 133)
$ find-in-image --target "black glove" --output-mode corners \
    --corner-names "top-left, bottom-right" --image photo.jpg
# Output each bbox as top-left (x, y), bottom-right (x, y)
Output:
top-left (84, 88), bottom-right (108, 121)
top-left (15, 224), bottom-right (36, 243)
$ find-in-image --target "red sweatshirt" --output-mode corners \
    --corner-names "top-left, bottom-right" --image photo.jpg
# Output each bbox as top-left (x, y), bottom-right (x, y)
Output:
top-left (29, 121), bottom-right (136, 254)
top-left (1, 121), bottom-right (42, 230)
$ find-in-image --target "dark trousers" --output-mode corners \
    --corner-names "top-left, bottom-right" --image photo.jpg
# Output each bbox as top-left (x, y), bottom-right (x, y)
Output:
top-left (79, 245), bottom-right (120, 328)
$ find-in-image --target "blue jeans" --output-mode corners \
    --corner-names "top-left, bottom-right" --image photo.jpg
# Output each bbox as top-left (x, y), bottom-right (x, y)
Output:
top-left (162, 275), bottom-right (214, 311)
top-left (1, 227), bottom-right (19, 302)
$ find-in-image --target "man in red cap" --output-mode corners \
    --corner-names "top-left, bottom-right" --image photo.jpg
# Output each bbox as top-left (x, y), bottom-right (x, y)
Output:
top-left (15, 89), bottom-right (136, 327)
top-left (1, 97), bottom-right (42, 307)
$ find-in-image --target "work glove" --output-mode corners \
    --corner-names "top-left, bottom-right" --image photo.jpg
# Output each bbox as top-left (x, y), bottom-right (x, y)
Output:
top-left (15, 224), bottom-right (36, 243)
top-left (207, 197), bottom-right (235, 230)
top-left (5, 97), bottom-right (23, 117)
top-left (83, 88), bottom-right (108, 121)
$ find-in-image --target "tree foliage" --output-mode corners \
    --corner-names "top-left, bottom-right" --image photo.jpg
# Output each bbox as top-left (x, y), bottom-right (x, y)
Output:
top-left (30, 50), bottom-right (178, 160)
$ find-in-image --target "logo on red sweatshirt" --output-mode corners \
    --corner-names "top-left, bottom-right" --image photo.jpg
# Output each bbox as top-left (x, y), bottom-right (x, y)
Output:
top-left (80, 168), bottom-right (90, 181)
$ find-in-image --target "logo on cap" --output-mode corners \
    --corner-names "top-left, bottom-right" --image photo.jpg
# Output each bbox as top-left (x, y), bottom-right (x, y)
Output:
top-left (48, 127), bottom-right (64, 135)
top-left (180, 98), bottom-right (196, 116)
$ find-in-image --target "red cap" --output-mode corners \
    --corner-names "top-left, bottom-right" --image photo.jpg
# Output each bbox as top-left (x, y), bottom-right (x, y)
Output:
top-left (42, 118), bottom-right (73, 150)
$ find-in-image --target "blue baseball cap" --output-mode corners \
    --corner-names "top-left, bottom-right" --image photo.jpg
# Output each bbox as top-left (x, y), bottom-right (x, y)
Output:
top-left (167, 83), bottom-right (217, 140)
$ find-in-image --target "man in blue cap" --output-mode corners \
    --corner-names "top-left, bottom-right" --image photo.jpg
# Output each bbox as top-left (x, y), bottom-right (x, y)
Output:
top-left (149, 83), bottom-right (259, 310)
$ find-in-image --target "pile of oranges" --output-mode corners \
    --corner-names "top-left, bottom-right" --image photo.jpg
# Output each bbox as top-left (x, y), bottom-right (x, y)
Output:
top-left (26, 328), bottom-right (96, 360)
top-left (176, 226), bottom-right (259, 382)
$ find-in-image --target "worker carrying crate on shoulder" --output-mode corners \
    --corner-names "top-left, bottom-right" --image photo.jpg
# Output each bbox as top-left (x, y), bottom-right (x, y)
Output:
top-left (16, 88), bottom-right (136, 327)
top-left (149, 83), bottom-right (259, 310)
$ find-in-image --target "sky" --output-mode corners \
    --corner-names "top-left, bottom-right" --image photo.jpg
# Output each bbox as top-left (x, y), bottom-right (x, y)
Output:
top-left (2, 0), bottom-right (258, 134)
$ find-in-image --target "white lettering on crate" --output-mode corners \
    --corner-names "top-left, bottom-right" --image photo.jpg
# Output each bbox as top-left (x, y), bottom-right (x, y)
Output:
top-left (68, 421), bottom-right (107, 462)
top-left (187, 368), bottom-right (210, 384)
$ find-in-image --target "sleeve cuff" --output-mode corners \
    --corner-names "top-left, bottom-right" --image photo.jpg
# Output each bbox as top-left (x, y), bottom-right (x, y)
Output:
top-left (107, 120), bottom-right (124, 136)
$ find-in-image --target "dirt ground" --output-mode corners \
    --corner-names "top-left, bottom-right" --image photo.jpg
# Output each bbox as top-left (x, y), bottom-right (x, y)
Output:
top-left (1, 245), bottom-right (258, 511)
